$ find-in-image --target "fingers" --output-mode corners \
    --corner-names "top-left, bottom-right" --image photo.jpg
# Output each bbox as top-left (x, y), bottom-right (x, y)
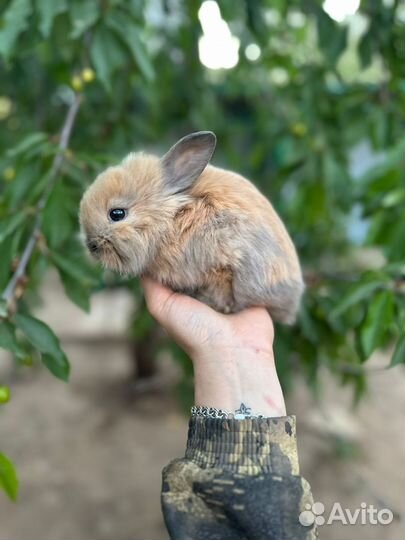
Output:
top-left (141, 276), bottom-right (221, 331)
top-left (141, 276), bottom-right (177, 323)
top-left (140, 277), bottom-right (274, 359)
top-left (141, 276), bottom-right (171, 307)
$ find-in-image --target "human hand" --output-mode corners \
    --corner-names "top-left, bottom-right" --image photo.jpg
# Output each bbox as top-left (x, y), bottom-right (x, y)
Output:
top-left (141, 277), bottom-right (286, 417)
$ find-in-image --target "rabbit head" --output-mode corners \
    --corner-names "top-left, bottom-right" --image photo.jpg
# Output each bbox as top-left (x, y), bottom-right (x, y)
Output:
top-left (79, 131), bottom-right (216, 275)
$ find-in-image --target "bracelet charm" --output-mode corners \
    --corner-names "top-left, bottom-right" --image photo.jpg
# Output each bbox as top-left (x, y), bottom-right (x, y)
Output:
top-left (191, 404), bottom-right (264, 420)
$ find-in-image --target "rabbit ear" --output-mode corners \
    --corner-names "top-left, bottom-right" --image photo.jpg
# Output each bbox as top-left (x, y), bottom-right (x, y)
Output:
top-left (161, 131), bottom-right (216, 192)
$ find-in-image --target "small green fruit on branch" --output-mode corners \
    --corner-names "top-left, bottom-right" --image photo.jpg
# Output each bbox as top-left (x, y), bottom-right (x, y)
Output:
top-left (0, 386), bottom-right (11, 404)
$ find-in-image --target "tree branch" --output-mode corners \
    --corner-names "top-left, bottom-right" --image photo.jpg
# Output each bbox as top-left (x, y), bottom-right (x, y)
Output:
top-left (1, 94), bottom-right (82, 309)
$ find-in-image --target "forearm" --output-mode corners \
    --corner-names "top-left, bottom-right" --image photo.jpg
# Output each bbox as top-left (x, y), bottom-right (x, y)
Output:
top-left (192, 347), bottom-right (286, 418)
top-left (161, 347), bottom-right (318, 539)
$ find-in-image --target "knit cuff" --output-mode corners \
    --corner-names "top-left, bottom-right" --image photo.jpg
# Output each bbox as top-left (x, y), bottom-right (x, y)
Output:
top-left (185, 415), bottom-right (299, 475)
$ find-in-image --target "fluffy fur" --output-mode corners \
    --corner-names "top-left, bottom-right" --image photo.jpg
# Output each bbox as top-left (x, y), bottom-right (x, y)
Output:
top-left (79, 132), bottom-right (304, 323)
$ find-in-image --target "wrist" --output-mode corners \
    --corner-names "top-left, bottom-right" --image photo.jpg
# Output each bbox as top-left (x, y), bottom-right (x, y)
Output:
top-left (192, 346), bottom-right (286, 418)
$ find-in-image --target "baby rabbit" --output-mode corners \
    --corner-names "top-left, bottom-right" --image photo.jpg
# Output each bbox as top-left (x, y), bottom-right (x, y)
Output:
top-left (79, 132), bottom-right (304, 323)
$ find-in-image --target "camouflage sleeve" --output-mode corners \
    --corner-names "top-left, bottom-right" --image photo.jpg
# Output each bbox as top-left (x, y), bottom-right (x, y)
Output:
top-left (161, 415), bottom-right (317, 540)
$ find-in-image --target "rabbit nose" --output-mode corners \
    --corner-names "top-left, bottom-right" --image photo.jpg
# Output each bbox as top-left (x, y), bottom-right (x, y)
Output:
top-left (87, 240), bottom-right (99, 253)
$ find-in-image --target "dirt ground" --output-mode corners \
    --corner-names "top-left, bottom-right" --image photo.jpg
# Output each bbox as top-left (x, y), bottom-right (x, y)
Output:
top-left (0, 273), bottom-right (404, 540)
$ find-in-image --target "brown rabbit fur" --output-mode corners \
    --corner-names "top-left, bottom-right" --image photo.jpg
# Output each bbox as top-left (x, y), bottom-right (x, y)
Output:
top-left (79, 132), bottom-right (304, 323)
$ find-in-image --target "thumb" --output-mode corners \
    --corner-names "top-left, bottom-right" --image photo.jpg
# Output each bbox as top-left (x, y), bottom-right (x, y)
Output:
top-left (141, 276), bottom-right (178, 322)
top-left (141, 276), bottom-right (219, 333)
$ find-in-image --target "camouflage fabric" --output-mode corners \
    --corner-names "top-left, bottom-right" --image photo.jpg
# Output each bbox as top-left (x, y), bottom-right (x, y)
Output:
top-left (161, 415), bottom-right (317, 540)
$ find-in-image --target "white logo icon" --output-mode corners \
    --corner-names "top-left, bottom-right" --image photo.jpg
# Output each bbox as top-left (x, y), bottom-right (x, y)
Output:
top-left (299, 502), bottom-right (325, 526)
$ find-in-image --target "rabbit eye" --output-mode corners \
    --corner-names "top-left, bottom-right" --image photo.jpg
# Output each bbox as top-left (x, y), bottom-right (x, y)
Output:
top-left (109, 208), bottom-right (127, 222)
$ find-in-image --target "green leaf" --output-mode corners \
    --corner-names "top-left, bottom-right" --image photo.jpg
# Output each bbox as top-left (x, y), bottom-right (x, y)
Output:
top-left (42, 183), bottom-right (74, 249)
top-left (50, 251), bottom-right (99, 287)
top-left (0, 299), bottom-right (8, 318)
top-left (381, 189), bottom-right (405, 208)
top-left (0, 453), bottom-right (18, 501)
top-left (90, 26), bottom-right (127, 92)
top-left (0, 235), bottom-right (14, 290)
top-left (4, 162), bottom-right (40, 210)
top-left (358, 140), bottom-right (405, 185)
top-left (6, 132), bottom-right (48, 158)
top-left (35, 0), bottom-right (67, 37)
top-left (131, 307), bottom-right (154, 340)
top-left (14, 314), bottom-right (70, 381)
top-left (330, 281), bottom-right (383, 319)
top-left (41, 352), bottom-right (70, 381)
top-left (14, 313), bottom-right (62, 358)
top-left (244, 0), bottom-right (268, 40)
top-left (317, 11), bottom-right (348, 65)
top-left (107, 13), bottom-right (155, 82)
top-left (0, 320), bottom-right (23, 354)
top-left (69, 0), bottom-right (99, 39)
top-left (389, 335), bottom-right (405, 367)
top-left (361, 291), bottom-right (394, 358)
top-left (58, 271), bottom-right (91, 312)
top-left (0, 0), bottom-right (32, 60)
top-left (298, 301), bottom-right (320, 344)
top-left (358, 31), bottom-right (374, 69)
top-left (0, 211), bottom-right (27, 243)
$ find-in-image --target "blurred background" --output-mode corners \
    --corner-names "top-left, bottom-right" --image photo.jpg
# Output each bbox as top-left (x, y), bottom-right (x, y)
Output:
top-left (0, 0), bottom-right (404, 539)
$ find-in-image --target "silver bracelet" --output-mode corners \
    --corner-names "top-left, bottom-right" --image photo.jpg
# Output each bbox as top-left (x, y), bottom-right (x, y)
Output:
top-left (191, 405), bottom-right (231, 419)
top-left (191, 404), bottom-right (265, 420)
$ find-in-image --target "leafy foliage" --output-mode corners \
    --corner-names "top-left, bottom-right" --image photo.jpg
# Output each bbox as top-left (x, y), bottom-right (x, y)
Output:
top-left (0, 452), bottom-right (19, 501)
top-left (0, 0), bottom-right (404, 499)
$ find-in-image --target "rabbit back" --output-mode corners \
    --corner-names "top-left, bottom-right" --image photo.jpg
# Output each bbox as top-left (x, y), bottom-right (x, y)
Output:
top-left (147, 165), bottom-right (304, 324)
